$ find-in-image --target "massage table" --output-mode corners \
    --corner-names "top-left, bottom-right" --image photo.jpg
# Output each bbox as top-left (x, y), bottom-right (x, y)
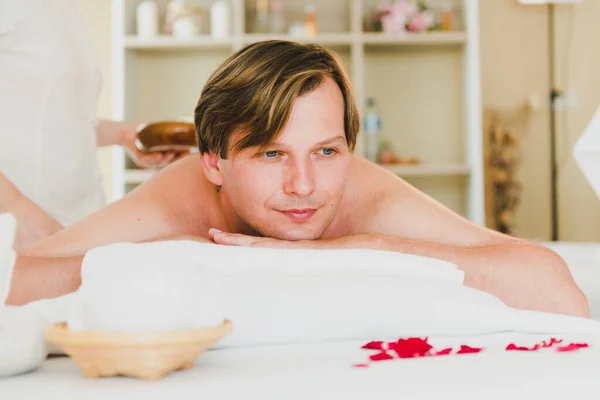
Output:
top-left (1, 241), bottom-right (599, 399)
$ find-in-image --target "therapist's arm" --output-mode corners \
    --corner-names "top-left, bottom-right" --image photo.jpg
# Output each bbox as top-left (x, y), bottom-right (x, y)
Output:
top-left (95, 120), bottom-right (182, 169)
top-left (0, 172), bottom-right (63, 248)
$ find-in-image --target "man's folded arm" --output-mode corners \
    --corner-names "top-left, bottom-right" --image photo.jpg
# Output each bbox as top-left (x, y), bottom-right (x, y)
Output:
top-left (6, 255), bottom-right (83, 305)
top-left (315, 234), bottom-right (589, 318)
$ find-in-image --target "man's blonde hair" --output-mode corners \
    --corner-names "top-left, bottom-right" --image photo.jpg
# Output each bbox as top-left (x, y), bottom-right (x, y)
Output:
top-left (194, 40), bottom-right (360, 157)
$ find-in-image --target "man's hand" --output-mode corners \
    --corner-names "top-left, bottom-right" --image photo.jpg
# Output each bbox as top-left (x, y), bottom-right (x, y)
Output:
top-left (118, 122), bottom-right (187, 170)
top-left (208, 228), bottom-right (322, 248)
top-left (209, 230), bottom-right (387, 250)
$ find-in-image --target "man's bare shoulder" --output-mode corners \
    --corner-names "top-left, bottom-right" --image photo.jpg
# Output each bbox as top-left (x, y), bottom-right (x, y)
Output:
top-left (20, 155), bottom-right (219, 257)
top-left (336, 155), bottom-right (513, 246)
top-left (136, 155), bottom-right (220, 234)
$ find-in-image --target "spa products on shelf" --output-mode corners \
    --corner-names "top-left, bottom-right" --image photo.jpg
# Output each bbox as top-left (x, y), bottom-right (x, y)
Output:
top-left (254, 0), bottom-right (270, 33)
top-left (269, 0), bottom-right (286, 34)
top-left (363, 97), bottom-right (382, 163)
top-left (173, 16), bottom-right (200, 38)
top-left (136, 0), bottom-right (159, 38)
top-left (304, 4), bottom-right (318, 37)
top-left (441, 1), bottom-right (454, 31)
top-left (211, 0), bottom-right (231, 38)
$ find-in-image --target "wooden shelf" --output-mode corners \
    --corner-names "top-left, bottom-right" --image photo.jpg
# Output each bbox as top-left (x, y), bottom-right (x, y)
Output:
top-left (362, 31), bottom-right (466, 46)
top-left (124, 35), bottom-right (235, 50)
top-left (243, 33), bottom-right (354, 46)
top-left (123, 32), bottom-right (465, 51)
top-left (381, 163), bottom-right (471, 177)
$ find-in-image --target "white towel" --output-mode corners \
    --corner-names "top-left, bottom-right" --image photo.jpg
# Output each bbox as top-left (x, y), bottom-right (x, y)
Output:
top-left (0, 213), bottom-right (16, 306)
top-left (574, 105), bottom-right (600, 199)
top-left (0, 214), bottom-right (48, 377)
top-left (24, 240), bottom-right (600, 350)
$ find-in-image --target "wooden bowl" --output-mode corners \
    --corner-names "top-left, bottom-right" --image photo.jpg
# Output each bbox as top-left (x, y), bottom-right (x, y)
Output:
top-left (135, 121), bottom-right (197, 153)
top-left (45, 320), bottom-right (231, 380)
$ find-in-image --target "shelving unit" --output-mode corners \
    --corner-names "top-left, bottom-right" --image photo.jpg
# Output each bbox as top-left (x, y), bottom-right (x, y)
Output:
top-left (111, 0), bottom-right (483, 224)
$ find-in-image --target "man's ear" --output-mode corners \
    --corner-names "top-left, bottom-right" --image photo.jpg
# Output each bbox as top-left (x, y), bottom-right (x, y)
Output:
top-left (201, 151), bottom-right (224, 187)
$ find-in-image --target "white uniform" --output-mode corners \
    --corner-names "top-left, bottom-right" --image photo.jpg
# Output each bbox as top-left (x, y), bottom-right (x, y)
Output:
top-left (0, 0), bottom-right (105, 226)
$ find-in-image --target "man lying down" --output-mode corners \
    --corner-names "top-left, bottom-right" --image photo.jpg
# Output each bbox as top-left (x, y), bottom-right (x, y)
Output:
top-left (7, 40), bottom-right (588, 317)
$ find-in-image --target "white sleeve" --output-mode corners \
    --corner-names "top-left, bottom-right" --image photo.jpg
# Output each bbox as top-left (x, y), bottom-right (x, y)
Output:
top-left (574, 106), bottom-right (600, 199)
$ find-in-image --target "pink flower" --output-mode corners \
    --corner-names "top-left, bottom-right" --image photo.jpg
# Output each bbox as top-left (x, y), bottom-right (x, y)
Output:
top-left (407, 11), bottom-right (435, 33)
top-left (381, 12), bottom-right (407, 34)
top-left (392, 0), bottom-right (418, 20)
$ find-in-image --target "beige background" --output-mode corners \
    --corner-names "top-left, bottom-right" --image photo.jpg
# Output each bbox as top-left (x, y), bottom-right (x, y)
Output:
top-left (79, 0), bottom-right (600, 242)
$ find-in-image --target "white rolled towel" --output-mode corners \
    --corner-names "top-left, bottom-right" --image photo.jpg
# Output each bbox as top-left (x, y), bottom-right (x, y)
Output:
top-left (0, 214), bottom-right (48, 378)
top-left (26, 240), bottom-right (600, 351)
top-left (0, 213), bottom-right (16, 305)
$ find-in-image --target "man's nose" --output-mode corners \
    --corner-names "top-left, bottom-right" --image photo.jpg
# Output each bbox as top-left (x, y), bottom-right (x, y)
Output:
top-left (283, 157), bottom-right (316, 197)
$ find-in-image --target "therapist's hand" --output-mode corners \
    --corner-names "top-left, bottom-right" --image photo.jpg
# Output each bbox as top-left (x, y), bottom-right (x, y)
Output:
top-left (119, 122), bottom-right (187, 170)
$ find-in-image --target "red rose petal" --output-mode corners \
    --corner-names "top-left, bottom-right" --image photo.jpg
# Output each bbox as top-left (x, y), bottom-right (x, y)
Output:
top-left (353, 363), bottom-right (370, 368)
top-left (362, 341), bottom-right (385, 350)
top-left (542, 338), bottom-right (563, 348)
top-left (556, 343), bottom-right (589, 352)
top-left (433, 348), bottom-right (453, 356)
top-left (506, 343), bottom-right (540, 351)
top-left (390, 338), bottom-right (433, 358)
top-left (369, 351), bottom-right (395, 361)
top-left (457, 345), bottom-right (483, 354)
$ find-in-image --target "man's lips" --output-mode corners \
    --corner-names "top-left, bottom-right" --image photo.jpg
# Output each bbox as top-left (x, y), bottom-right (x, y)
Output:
top-left (279, 209), bottom-right (317, 222)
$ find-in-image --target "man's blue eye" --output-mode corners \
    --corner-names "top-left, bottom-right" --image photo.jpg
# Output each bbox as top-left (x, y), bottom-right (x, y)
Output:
top-left (265, 151), bottom-right (278, 158)
top-left (322, 148), bottom-right (335, 156)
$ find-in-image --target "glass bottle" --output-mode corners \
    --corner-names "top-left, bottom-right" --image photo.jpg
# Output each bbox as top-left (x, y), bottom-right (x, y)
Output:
top-left (363, 97), bottom-right (382, 163)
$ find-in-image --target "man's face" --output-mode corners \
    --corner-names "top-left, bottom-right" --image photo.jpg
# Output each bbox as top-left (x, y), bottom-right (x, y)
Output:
top-left (218, 77), bottom-right (351, 240)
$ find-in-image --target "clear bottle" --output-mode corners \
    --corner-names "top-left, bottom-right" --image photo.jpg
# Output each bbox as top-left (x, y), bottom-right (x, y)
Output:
top-left (255, 0), bottom-right (270, 33)
top-left (304, 4), bottom-right (318, 37)
top-left (269, 0), bottom-right (286, 34)
top-left (441, 1), bottom-right (453, 32)
top-left (363, 97), bottom-right (382, 163)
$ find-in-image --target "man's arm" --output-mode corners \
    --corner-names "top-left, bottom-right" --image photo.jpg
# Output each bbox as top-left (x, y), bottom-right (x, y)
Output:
top-left (6, 255), bottom-right (83, 305)
top-left (0, 172), bottom-right (63, 248)
top-left (326, 235), bottom-right (588, 317)
top-left (6, 235), bottom-right (212, 306)
top-left (347, 159), bottom-right (588, 317)
top-left (210, 229), bottom-right (588, 317)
